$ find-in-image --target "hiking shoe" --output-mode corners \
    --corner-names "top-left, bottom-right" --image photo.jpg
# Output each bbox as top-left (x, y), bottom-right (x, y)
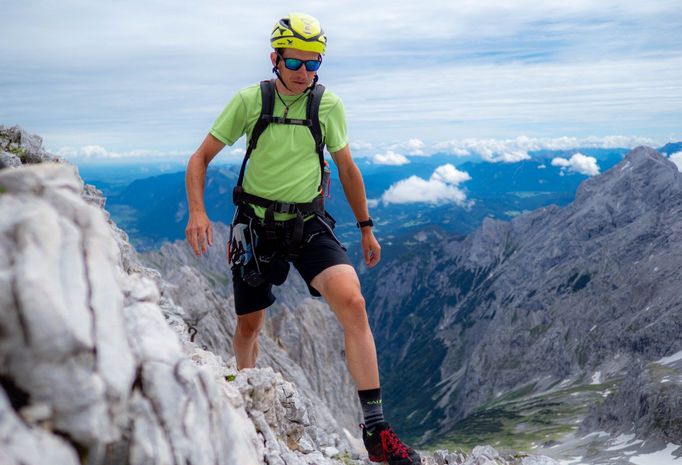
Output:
top-left (360, 422), bottom-right (422, 464)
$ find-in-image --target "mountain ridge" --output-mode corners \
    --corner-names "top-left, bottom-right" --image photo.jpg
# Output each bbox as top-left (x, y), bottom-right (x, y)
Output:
top-left (363, 146), bottom-right (682, 455)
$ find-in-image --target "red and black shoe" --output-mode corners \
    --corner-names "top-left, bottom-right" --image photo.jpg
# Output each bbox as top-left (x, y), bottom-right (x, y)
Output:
top-left (360, 422), bottom-right (422, 464)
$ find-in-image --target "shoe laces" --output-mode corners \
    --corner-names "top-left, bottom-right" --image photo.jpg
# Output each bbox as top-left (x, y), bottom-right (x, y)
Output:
top-left (380, 428), bottom-right (410, 459)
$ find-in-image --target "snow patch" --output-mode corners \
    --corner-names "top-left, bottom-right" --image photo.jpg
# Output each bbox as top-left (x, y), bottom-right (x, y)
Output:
top-left (630, 443), bottom-right (682, 465)
top-left (591, 371), bottom-right (602, 385)
top-left (657, 350), bottom-right (682, 366)
top-left (605, 434), bottom-right (640, 451)
top-left (584, 431), bottom-right (611, 439)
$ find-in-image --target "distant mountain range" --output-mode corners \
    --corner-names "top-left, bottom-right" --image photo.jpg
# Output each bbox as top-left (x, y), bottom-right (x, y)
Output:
top-left (360, 147), bottom-right (682, 457)
top-left (80, 147), bottom-right (642, 251)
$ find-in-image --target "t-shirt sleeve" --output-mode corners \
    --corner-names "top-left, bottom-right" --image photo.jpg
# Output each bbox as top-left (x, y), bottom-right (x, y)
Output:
top-left (325, 98), bottom-right (349, 153)
top-left (209, 92), bottom-right (248, 146)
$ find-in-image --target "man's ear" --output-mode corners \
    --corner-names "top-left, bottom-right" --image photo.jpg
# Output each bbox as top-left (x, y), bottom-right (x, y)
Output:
top-left (270, 51), bottom-right (278, 67)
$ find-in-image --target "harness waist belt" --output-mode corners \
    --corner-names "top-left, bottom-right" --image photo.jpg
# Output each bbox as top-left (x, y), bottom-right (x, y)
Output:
top-left (233, 186), bottom-right (325, 216)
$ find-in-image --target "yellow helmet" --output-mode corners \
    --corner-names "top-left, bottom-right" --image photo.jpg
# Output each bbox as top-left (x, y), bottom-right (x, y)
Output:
top-left (271, 13), bottom-right (327, 55)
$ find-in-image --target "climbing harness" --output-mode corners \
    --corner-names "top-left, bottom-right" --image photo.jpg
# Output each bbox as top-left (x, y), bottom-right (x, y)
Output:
top-left (229, 79), bottom-right (334, 286)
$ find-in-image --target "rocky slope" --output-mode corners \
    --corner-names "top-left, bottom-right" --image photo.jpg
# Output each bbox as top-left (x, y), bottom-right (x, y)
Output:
top-left (0, 125), bottom-right (560, 465)
top-left (363, 146), bottom-right (682, 454)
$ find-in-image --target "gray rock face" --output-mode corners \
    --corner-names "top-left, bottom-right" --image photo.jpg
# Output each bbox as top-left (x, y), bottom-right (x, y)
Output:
top-left (0, 163), bottom-right (260, 464)
top-left (0, 150), bottom-right (21, 168)
top-left (0, 124), bottom-right (61, 165)
top-left (583, 356), bottom-right (682, 443)
top-left (365, 147), bottom-right (682, 444)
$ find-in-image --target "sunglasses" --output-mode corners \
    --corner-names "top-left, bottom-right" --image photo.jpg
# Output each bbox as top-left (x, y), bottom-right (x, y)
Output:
top-left (280, 56), bottom-right (322, 72)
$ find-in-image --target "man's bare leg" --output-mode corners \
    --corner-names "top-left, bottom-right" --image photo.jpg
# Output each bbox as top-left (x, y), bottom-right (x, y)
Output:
top-left (311, 264), bottom-right (380, 390)
top-left (234, 309), bottom-right (265, 370)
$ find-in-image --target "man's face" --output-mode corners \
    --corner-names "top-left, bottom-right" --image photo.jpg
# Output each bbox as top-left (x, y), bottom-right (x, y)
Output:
top-left (270, 48), bottom-right (321, 94)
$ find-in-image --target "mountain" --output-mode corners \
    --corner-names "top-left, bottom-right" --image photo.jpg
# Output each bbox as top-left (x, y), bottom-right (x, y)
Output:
top-left (361, 147), bottom-right (682, 459)
top-left (1, 124), bottom-right (563, 464)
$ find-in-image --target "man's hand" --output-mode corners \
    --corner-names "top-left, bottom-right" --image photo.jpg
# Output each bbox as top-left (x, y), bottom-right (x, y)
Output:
top-left (185, 211), bottom-right (214, 256)
top-left (361, 229), bottom-right (381, 268)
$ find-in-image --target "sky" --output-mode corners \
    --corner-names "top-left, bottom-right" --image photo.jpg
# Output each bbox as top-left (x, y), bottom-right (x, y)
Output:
top-left (2, 0), bottom-right (682, 163)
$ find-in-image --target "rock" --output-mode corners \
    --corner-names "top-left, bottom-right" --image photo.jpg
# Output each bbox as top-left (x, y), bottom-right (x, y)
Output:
top-left (465, 445), bottom-right (501, 465)
top-left (433, 448), bottom-right (466, 464)
top-left (0, 389), bottom-right (80, 465)
top-left (0, 150), bottom-right (21, 168)
top-left (515, 455), bottom-right (560, 465)
top-left (0, 125), bottom-right (60, 165)
top-left (324, 446), bottom-right (340, 457)
top-left (0, 161), bottom-right (261, 464)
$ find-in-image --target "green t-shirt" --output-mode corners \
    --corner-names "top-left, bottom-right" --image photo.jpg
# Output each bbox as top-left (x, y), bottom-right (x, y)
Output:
top-left (210, 83), bottom-right (348, 220)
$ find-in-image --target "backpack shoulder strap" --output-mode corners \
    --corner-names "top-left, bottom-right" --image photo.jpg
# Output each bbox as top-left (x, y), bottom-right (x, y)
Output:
top-left (236, 80), bottom-right (276, 188)
top-left (306, 83), bottom-right (326, 184)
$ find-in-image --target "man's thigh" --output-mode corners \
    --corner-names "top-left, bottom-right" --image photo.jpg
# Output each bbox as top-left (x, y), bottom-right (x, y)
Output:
top-left (293, 218), bottom-right (352, 296)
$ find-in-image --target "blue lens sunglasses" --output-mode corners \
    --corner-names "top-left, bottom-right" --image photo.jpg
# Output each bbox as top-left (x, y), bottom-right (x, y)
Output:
top-left (279, 54), bottom-right (322, 72)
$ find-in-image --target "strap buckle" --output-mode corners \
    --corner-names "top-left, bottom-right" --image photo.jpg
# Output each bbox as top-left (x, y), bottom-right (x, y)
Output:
top-left (273, 201), bottom-right (298, 214)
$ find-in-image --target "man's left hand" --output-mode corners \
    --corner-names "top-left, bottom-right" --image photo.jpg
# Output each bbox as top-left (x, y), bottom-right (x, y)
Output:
top-left (361, 229), bottom-right (381, 268)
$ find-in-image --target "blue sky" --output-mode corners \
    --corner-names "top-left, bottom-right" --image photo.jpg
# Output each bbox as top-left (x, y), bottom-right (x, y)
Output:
top-left (2, 0), bottom-right (681, 163)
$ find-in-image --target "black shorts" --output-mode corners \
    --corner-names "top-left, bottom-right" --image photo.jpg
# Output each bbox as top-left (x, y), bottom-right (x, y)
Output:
top-left (231, 213), bottom-right (352, 316)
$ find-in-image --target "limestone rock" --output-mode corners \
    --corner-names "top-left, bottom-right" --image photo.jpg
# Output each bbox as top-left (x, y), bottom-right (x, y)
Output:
top-left (0, 124), bottom-right (61, 165)
top-left (0, 150), bottom-right (21, 168)
top-left (0, 162), bottom-right (260, 464)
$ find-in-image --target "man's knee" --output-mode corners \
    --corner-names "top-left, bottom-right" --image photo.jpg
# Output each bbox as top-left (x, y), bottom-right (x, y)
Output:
top-left (344, 293), bottom-right (366, 313)
top-left (338, 292), bottom-right (370, 333)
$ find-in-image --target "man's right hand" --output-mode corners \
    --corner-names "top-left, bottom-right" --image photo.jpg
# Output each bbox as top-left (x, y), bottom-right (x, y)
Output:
top-left (185, 211), bottom-right (214, 256)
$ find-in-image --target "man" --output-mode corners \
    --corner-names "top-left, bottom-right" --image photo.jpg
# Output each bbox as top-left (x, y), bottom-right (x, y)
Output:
top-left (185, 13), bottom-right (421, 465)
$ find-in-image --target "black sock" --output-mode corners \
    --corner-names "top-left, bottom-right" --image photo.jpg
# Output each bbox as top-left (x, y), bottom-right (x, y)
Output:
top-left (358, 388), bottom-right (385, 430)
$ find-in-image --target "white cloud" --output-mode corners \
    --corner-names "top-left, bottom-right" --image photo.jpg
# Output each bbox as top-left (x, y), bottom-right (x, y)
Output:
top-left (670, 151), bottom-right (682, 172)
top-left (431, 164), bottom-right (472, 185)
top-left (390, 138), bottom-right (426, 156)
top-left (3, 1), bottom-right (680, 154)
top-left (432, 135), bottom-right (659, 164)
top-left (381, 163), bottom-right (471, 205)
top-left (371, 150), bottom-right (410, 166)
top-left (551, 152), bottom-right (600, 176)
top-left (405, 139), bottom-right (425, 155)
top-left (350, 140), bottom-right (374, 154)
top-left (57, 145), bottom-right (185, 160)
top-left (435, 138), bottom-right (532, 163)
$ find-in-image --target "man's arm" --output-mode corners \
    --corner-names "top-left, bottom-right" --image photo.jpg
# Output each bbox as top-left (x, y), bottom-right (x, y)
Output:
top-left (185, 133), bottom-right (226, 256)
top-left (331, 144), bottom-right (381, 267)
